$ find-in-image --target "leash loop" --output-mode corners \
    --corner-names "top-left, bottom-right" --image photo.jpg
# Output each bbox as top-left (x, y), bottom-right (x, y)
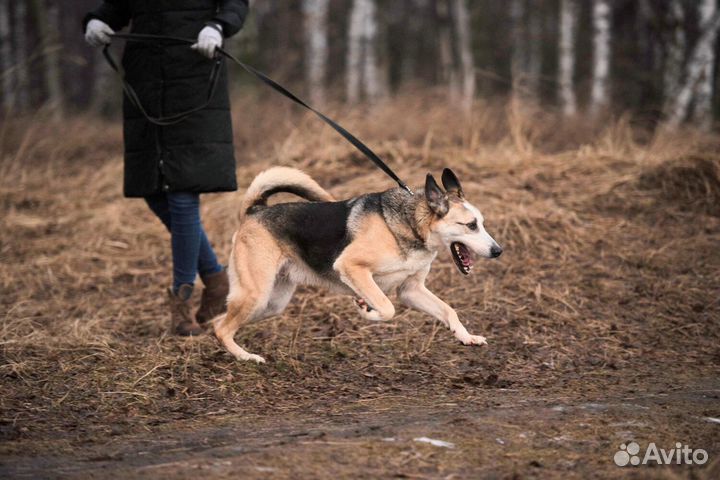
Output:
top-left (104, 33), bottom-right (412, 194)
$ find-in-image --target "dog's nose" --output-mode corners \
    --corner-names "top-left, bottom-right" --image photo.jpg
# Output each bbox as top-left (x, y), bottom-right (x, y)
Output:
top-left (490, 245), bottom-right (503, 258)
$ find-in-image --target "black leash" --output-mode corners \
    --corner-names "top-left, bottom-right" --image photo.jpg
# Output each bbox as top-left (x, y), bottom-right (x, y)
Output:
top-left (103, 33), bottom-right (413, 194)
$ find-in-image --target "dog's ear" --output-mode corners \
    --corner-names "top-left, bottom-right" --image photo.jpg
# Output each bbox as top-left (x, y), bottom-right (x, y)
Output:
top-left (441, 168), bottom-right (463, 198)
top-left (425, 174), bottom-right (449, 217)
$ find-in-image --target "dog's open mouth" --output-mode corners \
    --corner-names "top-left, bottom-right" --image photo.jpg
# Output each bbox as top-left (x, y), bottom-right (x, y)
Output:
top-left (451, 242), bottom-right (475, 275)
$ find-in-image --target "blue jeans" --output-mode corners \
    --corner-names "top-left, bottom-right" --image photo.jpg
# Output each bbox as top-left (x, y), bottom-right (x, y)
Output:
top-left (145, 192), bottom-right (223, 293)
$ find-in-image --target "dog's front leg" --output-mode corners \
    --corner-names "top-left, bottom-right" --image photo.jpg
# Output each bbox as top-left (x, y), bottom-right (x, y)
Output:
top-left (335, 262), bottom-right (395, 321)
top-left (399, 280), bottom-right (486, 346)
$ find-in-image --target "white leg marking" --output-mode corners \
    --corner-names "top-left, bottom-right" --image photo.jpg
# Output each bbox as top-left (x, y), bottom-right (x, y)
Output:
top-left (399, 284), bottom-right (487, 346)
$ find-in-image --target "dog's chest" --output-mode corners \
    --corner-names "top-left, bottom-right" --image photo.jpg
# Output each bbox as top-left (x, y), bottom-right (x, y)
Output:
top-left (373, 250), bottom-right (436, 290)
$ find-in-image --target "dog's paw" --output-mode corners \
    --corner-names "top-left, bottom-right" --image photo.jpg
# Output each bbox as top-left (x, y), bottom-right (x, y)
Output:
top-left (354, 298), bottom-right (383, 321)
top-left (457, 333), bottom-right (487, 346)
top-left (250, 355), bottom-right (265, 363)
top-left (247, 354), bottom-right (266, 364)
top-left (235, 353), bottom-right (266, 364)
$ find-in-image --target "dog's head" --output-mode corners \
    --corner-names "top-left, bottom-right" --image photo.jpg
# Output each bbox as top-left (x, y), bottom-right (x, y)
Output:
top-left (423, 168), bottom-right (502, 275)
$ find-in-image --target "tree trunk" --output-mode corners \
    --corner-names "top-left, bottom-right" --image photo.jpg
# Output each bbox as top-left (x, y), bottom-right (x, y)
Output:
top-left (691, 0), bottom-right (718, 130)
top-left (437, 0), bottom-right (460, 104)
top-left (397, 0), bottom-right (423, 87)
top-left (29, 0), bottom-right (64, 118)
top-left (346, 0), bottom-right (365, 103)
top-left (527, 1), bottom-right (543, 100)
top-left (512, 0), bottom-right (542, 101)
top-left (664, 7), bottom-right (720, 128)
top-left (361, 0), bottom-right (381, 102)
top-left (302, 0), bottom-right (329, 106)
top-left (14, 1), bottom-right (29, 111)
top-left (90, 50), bottom-right (117, 115)
top-left (450, 0), bottom-right (475, 112)
top-left (590, 0), bottom-right (611, 116)
top-left (346, 0), bottom-right (382, 103)
top-left (510, 0), bottom-right (527, 96)
top-left (636, 0), bottom-right (661, 75)
top-left (661, 0), bottom-right (686, 118)
top-left (0, 0), bottom-right (14, 111)
top-left (558, 0), bottom-right (577, 116)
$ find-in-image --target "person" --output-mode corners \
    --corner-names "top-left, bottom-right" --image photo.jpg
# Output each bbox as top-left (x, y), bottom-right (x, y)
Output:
top-left (83, 1), bottom-right (249, 336)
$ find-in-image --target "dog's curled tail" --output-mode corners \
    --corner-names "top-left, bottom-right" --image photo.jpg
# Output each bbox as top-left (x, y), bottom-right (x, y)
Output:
top-left (240, 167), bottom-right (335, 220)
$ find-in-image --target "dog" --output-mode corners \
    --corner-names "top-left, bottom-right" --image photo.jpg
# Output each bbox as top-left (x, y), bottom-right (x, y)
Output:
top-left (213, 167), bottom-right (502, 363)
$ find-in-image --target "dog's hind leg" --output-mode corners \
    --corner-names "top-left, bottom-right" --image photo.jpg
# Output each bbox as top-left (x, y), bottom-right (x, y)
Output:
top-left (398, 272), bottom-right (487, 346)
top-left (213, 222), bottom-right (284, 363)
top-left (255, 278), bottom-right (296, 320)
top-left (214, 300), bottom-right (269, 363)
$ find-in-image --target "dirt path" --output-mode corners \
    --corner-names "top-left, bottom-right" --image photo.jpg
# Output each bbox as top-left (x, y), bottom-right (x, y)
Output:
top-left (3, 378), bottom-right (719, 479)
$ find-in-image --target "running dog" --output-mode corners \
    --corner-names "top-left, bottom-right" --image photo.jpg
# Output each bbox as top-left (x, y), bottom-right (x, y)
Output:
top-left (213, 167), bottom-right (502, 363)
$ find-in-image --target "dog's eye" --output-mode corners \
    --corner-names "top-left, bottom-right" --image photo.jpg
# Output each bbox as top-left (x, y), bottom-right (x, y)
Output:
top-left (466, 220), bottom-right (478, 231)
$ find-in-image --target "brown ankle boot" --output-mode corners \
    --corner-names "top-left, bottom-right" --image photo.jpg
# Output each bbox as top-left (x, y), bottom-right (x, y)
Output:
top-left (168, 284), bottom-right (203, 336)
top-left (196, 269), bottom-right (229, 324)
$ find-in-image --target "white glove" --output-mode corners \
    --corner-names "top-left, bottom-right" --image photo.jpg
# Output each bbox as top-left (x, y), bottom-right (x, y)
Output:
top-left (192, 25), bottom-right (223, 59)
top-left (85, 19), bottom-right (114, 47)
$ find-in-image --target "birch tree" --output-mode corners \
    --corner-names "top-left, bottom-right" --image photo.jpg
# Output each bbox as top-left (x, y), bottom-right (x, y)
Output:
top-left (362, 0), bottom-right (381, 101)
top-left (664, 5), bottom-right (720, 128)
top-left (0, 0), bottom-right (13, 111)
top-left (347, 0), bottom-right (363, 103)
top-left (661, 0), bottom-right (686, 116)
top-left (346, 0), bottom-right (382, 103)
top-left (691, 0), bottom-right (718, 130)
top-left (590, 0), bottom-right (612, 116)
top-left (558, 0), bottom-right (577, 116)
top-left (450, 0), bottom-right (475, 112)
top-left (302, 0), bottom-right (329, 106)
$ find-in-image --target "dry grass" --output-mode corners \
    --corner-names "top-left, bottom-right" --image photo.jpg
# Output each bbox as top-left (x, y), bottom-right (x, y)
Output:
top-left (1, 95), bottom-right (719, 475)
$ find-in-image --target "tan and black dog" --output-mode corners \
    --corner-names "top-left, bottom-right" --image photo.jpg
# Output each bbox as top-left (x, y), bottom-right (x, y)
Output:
top-left (213, 167), bottom-right (502, 363)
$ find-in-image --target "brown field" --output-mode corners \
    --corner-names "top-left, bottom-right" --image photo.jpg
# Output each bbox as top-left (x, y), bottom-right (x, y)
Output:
top-left (1, 95), bottom-right (720, 478)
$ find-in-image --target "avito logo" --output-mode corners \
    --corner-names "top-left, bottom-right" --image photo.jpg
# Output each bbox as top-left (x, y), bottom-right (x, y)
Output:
top-left (614, 441), bottom-right (708, 467)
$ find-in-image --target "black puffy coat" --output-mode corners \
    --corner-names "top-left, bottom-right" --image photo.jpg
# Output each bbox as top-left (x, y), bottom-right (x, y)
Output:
top-left (84, 0), bottom-right (248, 197)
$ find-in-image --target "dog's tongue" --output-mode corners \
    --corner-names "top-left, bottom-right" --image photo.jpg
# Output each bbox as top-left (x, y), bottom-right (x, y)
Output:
top-left (458, 243), bottom-right (475, 267)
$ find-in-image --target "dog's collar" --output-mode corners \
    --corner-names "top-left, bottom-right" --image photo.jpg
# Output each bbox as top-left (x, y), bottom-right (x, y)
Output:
top-left (408, 221), bottom-right (426, 249)
top-left (405, 200), bottom-right (429, 251)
